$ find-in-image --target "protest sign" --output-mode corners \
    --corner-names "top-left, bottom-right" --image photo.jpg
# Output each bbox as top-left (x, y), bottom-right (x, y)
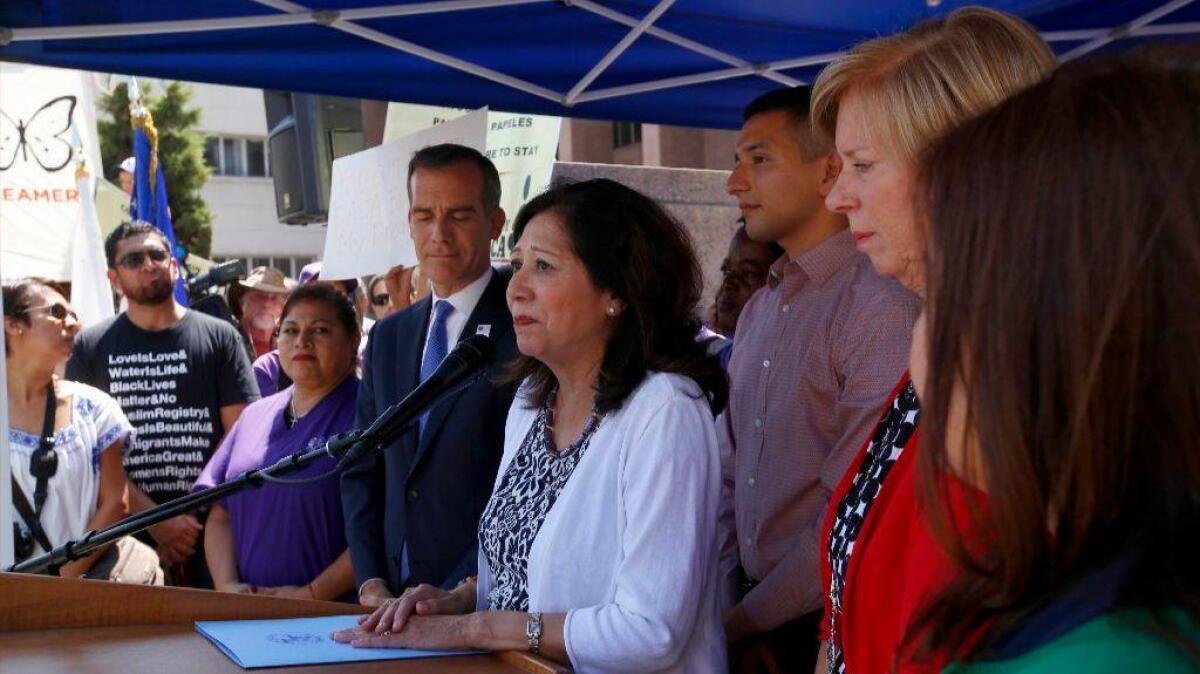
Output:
top-left (384, 103), bottom-right (561, 258)
top-left (320, 108), bottom-right (487, 280)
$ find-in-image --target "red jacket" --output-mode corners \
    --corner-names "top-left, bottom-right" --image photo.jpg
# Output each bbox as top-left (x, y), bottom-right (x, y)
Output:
top-left (819, 374), bottom-right (979, 674)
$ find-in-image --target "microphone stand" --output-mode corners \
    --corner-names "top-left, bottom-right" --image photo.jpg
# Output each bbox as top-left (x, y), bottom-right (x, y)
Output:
top-left (6, 372), bottom-right (482, 576)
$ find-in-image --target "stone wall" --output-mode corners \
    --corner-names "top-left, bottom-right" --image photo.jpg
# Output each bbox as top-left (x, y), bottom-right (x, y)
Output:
top-left (550, 162), bottom-right (739, 314)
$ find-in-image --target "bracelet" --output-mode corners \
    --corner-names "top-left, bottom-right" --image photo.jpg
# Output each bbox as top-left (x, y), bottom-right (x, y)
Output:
top-left (525, 612), bottom-right (543, 655)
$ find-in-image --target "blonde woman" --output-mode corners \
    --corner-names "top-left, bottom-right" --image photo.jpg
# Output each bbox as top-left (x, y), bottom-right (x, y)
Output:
top-left (808, 8), bottom-right (1055, 674)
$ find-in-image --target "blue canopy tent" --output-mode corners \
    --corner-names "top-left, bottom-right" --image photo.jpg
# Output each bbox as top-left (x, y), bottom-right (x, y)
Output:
top-left (0, 1), bottom-right (1196, 129)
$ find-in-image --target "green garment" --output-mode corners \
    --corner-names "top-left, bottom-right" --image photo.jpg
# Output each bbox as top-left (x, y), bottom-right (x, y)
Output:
top-left (944, 610), bottom-right (1199, 674)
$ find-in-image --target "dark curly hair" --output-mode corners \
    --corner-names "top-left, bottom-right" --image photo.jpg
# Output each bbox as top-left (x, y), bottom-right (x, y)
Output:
top-left (278, 283), bottom-right (359, 341)
top-left (3, 277), bottom-right (68, 353)
top-left (503, 179), bottom-right (728, 416)
top-left (104, 220), bottom-right (170, 268)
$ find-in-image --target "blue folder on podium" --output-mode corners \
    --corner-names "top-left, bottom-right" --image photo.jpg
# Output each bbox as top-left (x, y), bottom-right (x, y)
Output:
top-left (195, 614), bottom-right (474, 669)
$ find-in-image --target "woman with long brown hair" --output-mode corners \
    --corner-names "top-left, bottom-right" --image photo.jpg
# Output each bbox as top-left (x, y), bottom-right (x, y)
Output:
top-left (911, 55), bottom-right (1200, 671)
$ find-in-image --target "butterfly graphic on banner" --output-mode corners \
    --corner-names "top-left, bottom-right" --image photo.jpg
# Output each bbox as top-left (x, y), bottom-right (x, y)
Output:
top-left (0, 95), bottom-right (78, 172)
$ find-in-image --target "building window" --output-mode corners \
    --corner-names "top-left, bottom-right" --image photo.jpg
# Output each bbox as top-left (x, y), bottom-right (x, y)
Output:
top-left (205, 136), bottom-right (270, 177)
top-left (246, 140), bottom-right (267, 177)
top-left (203, 137), bottom-right (219, 169)
top-left (612, 122), bottom-right (642, 148)
top-left (215, 256), bottom-right (317, 281)
top-left (291, 256), bottom-right (313, 277)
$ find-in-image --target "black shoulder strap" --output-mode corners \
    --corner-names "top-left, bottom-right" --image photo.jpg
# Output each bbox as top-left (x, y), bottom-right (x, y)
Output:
top-left (11, 475), bottom-right (53, 553)
top-left (31, 383), bottom-right (57, 514)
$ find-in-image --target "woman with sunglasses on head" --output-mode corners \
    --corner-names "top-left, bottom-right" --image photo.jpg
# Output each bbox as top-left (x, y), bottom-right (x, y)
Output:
top-left (4, 278), bottom-right (158, 583)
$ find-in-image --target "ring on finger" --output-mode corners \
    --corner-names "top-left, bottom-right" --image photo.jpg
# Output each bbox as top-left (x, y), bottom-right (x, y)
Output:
top-left (382, 630), bottom-right (392, 636)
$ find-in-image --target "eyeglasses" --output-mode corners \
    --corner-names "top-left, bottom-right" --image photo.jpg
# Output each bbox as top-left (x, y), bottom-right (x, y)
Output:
top-left (117, 247), bottom-right (170, 269)
top-left (371, 293), bottom-right (390, 307)
top-left (27, 303), bottom-right (78, 322)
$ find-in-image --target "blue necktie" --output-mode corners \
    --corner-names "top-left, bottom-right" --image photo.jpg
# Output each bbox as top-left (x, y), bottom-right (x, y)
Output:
top-left (418, 300), bottom-right (454, 439)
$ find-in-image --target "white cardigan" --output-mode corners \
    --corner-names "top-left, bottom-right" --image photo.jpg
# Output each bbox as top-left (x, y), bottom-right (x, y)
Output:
top-left (476, 372), bottom-right (727, 674)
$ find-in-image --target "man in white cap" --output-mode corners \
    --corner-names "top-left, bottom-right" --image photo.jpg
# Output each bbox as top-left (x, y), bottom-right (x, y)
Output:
top-left (117, 156), bottom-right (136, 196)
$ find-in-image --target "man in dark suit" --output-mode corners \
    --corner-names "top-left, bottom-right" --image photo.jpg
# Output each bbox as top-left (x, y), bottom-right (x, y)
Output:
top-left (342, 144), bottom-right (518, 607)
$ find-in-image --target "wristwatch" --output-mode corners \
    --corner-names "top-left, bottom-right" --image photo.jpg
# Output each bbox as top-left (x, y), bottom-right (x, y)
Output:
top-left (525, 611), bottom-right (543, 654)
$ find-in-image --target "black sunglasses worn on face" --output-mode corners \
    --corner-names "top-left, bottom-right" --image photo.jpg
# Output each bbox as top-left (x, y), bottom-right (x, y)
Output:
top-left (27, 303), bottom-right (78, 322)
top-left (372, 293), bottom-right (390, 306)
top-left (117, 247), bottom-right (170, 269)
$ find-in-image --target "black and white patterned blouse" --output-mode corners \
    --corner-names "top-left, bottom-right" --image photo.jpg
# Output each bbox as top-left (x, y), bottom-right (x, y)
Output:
top-left (479, 406), bottom-right (601, 611)
top-left (827, 380), bottom-right (920, 674)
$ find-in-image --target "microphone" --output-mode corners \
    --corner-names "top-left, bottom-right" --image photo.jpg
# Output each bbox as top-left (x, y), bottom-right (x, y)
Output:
top-left (336, 333), bottom-right (497, 469)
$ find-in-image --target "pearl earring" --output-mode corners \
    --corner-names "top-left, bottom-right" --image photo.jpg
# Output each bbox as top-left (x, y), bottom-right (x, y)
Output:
top-left (606, 304), bottom-right (616, 317)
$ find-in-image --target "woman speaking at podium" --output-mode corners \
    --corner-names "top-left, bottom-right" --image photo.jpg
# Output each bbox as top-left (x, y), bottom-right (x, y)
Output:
top-left (196, 283), bottom-right (358, 601)
top-left (334, 179), bottom-right (730, 673)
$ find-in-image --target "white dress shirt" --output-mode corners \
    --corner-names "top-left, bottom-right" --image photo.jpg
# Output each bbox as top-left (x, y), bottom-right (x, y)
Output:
top-left (477, 372), bottom-right (728, 674)
top-left (421, 267), bottom-right (493, 362)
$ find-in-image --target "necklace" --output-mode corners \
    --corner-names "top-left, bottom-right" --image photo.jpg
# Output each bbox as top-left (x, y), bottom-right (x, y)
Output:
top-left (288, 395), bottom-right (310, 427)
top-left (544, 387), bottom-right (602, 456)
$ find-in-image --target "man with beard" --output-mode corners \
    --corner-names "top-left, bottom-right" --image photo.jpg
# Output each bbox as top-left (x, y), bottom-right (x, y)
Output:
top-left (67, 220), bottom-right (260, 587)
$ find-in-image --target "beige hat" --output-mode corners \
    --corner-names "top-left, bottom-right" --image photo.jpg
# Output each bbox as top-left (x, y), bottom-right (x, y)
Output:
top-left (228, 266), bottom-right (296, 320)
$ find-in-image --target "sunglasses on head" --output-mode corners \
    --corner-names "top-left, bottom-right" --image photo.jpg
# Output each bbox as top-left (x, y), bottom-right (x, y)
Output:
top-left (117, 247), bottom-right (170, 269)
top-left (28, 303), bottom-right (77, 322)
top-left (372, 293), bottom-right (390, 307)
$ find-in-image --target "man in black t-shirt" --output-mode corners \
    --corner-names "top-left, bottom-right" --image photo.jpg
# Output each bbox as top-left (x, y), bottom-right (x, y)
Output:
top-left (67, 221), bottom-right (259, 586)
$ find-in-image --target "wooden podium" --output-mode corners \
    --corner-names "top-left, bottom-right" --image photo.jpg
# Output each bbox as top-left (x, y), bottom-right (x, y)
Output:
top-left (0, 573), bottom-right (568, 673)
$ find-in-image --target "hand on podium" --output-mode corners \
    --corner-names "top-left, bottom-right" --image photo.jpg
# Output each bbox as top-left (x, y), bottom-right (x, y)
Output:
top-left (358, 578), bottom-right (395, 607)
top-left (258, 585), bottom-right (315, 601)
top-left (215, 581), bottom-right (253, 595)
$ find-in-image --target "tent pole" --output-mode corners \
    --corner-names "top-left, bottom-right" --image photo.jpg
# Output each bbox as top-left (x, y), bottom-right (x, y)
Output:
top-left (565, 0), bottom-right (676, 105)
top-left (574, 65), bottom-right (758, 104)
top-left (1136, 20), bottom-right (1200, 35)
top-left (337, 0), bottom-right (550, 21)
top-left (569, 0), bottom-right (800, 88)
top-left (4, 0), bottom-right (548, 42)
top-left (250, 0), bottom-right (565, 104)
top-left (6, 12), bottom-right (314, 41)
top-left (1060, 0), bottom-right (1198, 60)
top-left (574, 50), bottom-right (842, 104)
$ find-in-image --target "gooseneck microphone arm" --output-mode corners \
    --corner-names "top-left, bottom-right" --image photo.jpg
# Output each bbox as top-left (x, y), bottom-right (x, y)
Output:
top-left (7, 334), bottom-right (497, 576)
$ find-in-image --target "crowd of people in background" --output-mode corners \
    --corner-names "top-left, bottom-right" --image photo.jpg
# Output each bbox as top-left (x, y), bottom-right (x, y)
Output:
top-left (5, 5), bottom-right (1199, 674)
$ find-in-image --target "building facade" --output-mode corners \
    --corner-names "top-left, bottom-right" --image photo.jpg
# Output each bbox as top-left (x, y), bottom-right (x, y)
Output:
top-left (190, 83), bottom-right (323, 278)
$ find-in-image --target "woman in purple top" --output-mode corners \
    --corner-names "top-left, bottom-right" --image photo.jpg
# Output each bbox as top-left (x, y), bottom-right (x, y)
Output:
top-left (197, 284), bottom-right (359, 601)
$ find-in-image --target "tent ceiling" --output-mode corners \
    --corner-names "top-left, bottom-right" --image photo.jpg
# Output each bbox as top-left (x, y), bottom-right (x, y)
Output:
top-left (1, 0), bottom-right (1197, 129)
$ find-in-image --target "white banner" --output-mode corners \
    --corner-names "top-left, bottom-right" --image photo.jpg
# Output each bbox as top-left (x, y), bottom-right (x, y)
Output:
top-left (384, 103), bottom-right (561, 258)
top-left (320, 108), bottom-right (488, 280)
top-left (0, 63), bottom-right (104, 280)
top-left (71, 172), bottom-right (116, 327)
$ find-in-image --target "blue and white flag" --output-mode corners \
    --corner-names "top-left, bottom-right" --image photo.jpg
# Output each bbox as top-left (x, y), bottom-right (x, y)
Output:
top-left (129, 78), bottom-right (188, 305)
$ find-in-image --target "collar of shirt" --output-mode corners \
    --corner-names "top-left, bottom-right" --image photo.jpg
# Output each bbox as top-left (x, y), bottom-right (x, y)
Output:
top-left (425, 266), bottom-right (494, 351)
top-left (768, 229), bottom-right (859, 290)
